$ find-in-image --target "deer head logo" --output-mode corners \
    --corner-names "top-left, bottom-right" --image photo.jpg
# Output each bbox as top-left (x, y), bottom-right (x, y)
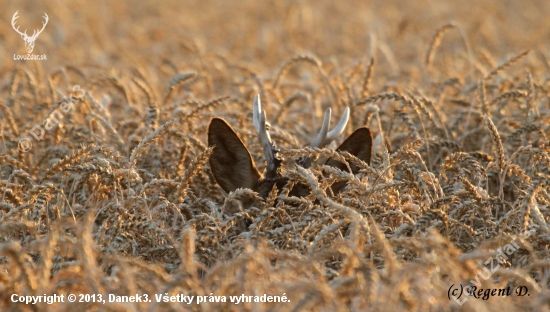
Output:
top-left (11, 11), bottom-right (49, 54)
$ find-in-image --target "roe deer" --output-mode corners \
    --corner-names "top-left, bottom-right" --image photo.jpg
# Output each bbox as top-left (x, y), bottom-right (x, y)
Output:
top-left (208, 95), bottom-right (372, 213)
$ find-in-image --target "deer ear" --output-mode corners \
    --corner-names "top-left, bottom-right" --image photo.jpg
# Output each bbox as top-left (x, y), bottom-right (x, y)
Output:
top-left (208, 118), bottom-right (262, 193)
top-left (325, 127), bottom-right (373, 194)
top-left (327, 127), bottom-right (373, 173)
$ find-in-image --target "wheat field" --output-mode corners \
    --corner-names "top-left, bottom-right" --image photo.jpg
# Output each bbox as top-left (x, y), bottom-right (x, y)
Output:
top-left (1, 0), bottom-right (550, 311)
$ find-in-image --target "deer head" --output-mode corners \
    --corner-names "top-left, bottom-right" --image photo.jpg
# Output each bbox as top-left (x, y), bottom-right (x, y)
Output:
top-left (208, 95), bottom-right (373, 209)
top-left (12, 11), bottom-right (49, 54)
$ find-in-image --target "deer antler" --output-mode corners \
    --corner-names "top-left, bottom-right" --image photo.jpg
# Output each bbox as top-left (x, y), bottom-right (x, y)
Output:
top-left (310, 107), bottom-right (350, 148)
top-left (30, 13), bottom-right (48, 39)
top-left (11, 11), bottom-right (48, 40)
top-left (298, 106), bottom-right (349, 168)
top-left (11, 11), bottom-right (28, 38)
top-left (253, 94), bottom-right (280, 179)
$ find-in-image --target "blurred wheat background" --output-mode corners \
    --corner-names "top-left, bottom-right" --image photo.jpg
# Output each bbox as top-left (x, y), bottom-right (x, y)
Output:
top-left (1, 0), bottom-right (550, 311)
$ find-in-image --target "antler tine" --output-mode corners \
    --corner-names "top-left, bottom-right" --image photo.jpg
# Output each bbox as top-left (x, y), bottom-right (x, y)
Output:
top-left (310, 108), bottom-right (331, 148)
top-left (253, 94), bottom-right (278, 178)
top-left (39, 13), bottom-right (48, 31)
top-left (310, 107), bottom-right (349, 148)
top-left (12, 11), bottom-right (19, 25)
top-left (253, 94), bottom-right (262, 133)
top-left (323, 107), bottom-right (349, 146)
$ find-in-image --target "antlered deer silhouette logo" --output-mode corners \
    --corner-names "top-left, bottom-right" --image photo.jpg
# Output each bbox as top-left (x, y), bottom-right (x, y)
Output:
top-left (11, 11), bottom-right (49, 54)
